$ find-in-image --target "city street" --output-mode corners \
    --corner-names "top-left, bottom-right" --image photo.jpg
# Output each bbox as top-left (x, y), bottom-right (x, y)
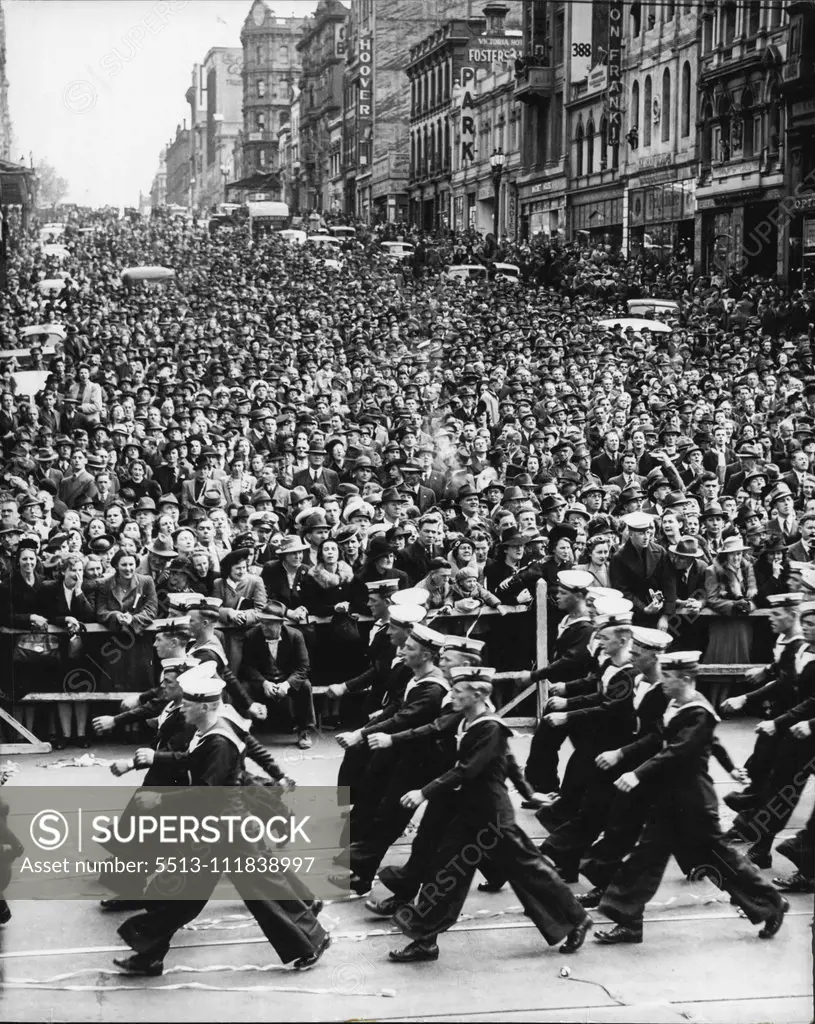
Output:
top-left (0, 720), bottom-right (811, 1024)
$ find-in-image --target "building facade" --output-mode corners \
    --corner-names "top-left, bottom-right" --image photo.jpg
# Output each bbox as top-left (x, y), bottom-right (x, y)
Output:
top-left (344, 0), bottom-right (485, 224)
top-left (618, 2), bottom-right (699, 259)
top-left (0, 1), bottom-right (12, 161)
top-left (696, 1), bottom-right (789, 278)
top-left (149, 149), bottom-right (167, 210)
top-left (297, 0), bottom-right (347, 213)
top-left (240, 0), bottom-right (307, 190)
top-left (783, 1), bottom-right (815, 287)
top-left (406, 11), bottom-right (489, 232)
top-left (165, 122), bottom-right (191, 208)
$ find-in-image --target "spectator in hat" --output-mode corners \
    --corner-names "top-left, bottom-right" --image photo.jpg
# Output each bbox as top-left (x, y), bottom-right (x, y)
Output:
top-left (666, 535), bottom-right (708, 649)
top-left (240, 601), bottom-right (316, 749)
top-left (610, 512), bottom-right (676, 629)
top-left (449, 565), bottom-right (503, 615)
top-left (179, 455), bottom-right (229, 514)
top-left (702, 535), bottom-right (758, 705)
top-left (753, 536), bottom-right (792, 606)
top-left (260, 536), bottom-right (310, 628)
top-left (291, 441), bottom-right (340, 494)
top-left (416, 557), bottom-right (454, 613)
top-left (766, 484), bottom-right (801, 544)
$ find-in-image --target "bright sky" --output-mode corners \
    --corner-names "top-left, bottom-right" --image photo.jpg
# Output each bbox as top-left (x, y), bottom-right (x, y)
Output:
top-left (5, 0), bottom-right (318, 208)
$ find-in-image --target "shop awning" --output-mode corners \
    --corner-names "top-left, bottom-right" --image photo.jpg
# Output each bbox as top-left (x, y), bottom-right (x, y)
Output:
top-left (225, 172), bottom-right (281, 192)
top-left (0, 160), bottom-right (35, 206)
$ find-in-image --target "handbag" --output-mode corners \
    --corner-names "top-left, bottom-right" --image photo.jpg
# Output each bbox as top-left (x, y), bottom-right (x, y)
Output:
top-left (330, 611), bottom-right (361, 645)
top-left (13, 631), bottom-right (62, 667)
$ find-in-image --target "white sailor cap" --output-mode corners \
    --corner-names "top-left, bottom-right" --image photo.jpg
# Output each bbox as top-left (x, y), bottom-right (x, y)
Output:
top-left (765, 593), bottom-right (803, 609)
top-left (658, 650), bottom-right (702, 671)
top-left (442, 635), bottom-right (486, 655)
top-left (391, 587), bottom-right (430, 607)
top-left (593, 595), bottom-right (633, 619)
top-left (448, 665), bottom-right (496, 684)
top-left (388, 605), bottom-right (426, 627)
top-left (587, 586), bottom-right (624, 603)
top-left (365, 578), bottom-right (402, 594)
top-left (410, 622), bottom-right (447, 651)
top-left (178, 661), bottom-right (224, 701)
top-left (557, 569), bottom-right (596, 592)
top-left (622, 511), bottom-right (656, 531)
top-left (631, 626), bottom-right (673, 652)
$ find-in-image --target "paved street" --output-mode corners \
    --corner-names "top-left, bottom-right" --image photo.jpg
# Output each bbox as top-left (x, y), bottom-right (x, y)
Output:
top-left (0, 720), bottom-right (811, 1024)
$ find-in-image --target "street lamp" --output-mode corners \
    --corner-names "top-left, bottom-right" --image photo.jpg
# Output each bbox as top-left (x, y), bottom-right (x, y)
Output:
top-left (490, 147), bottom-right (505, 239)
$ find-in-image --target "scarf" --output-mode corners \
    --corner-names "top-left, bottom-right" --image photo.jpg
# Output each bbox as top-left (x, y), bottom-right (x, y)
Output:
top-left (310, 561), bottom-right (353, 589)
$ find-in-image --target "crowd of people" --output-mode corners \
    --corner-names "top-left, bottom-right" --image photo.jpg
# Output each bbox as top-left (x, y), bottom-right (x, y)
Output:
top-left (0, 205), bottom-right (812, 969)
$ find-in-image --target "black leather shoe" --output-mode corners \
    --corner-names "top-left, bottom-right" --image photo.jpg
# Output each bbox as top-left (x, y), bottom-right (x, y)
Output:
top-left (477, 881), bottom-right (505, 893)
top-left (747, 845), bottom-right (772, 869)
top-left (100, 899), bottom-right (145, 911)
top-left (76, 736), bottom-right (91, 749)
top-left (327, 873), bottom-right (371, 897)
top-left (365, 895), bottom-right (406, 917)
top-left (773, 872), bottom-right (814, 894)
top-left (113, 954), bottom-right (164, 976)
top-left (724, 790), bottom-right (755, 812)
top-left (294, 933), bottom-right (331, 970)
top-left (759, 898), bottom-right (789, 939)
top-left (50, 736), bottom-right (66, 751)
top-left (560, 914), bottom-right (593, 953)
top-left (576, 886), bottom-right (604, 909)
top-left (388, 940), bottom-right (440, 963)
top-left (594, 924), bottom-right (643, 945)
top-left (0, 904), bottom-right (11, 925)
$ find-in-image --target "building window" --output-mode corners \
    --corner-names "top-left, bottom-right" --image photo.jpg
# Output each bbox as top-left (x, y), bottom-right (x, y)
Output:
top-left (665, 1), bottom-right (675, 20)
top-left (647, 2), bottom-right (656, 29)
top-left (681, 61), bottom-right (691, 137)
top-left (257, 80), bottom-right (266, 98)
top-left (259, 149), bottom-right (266, 167)
top-left (586, 118), bottom-right (595, 173)
top-left (701, 100), bottom-right (713, 165)
top-left (770, 1), bottom-right (782, 27)
top-left (741, 87), bottom-right (754, 157)
top-left (256, 112), bottom-right (266, 132)
top-left (643, 76), bottom-right (652, 146)
top-left (631, 1), bottom-right (641, 37)
top-left (723, 3), bottom-right (737, 45)
top-left (553, 91), bottom-right (563, 159)
top-left (631, 80), bottom-right (640, 129)
top-left (599, 115), bottom-right (608, 168)
top-left (702, 14), bottom-right (714, 52)
top-left (554, 6), bottom-right (565, 64)
top-left (746, 0), bottom-right (761, 36)
top-left (256, 46), bottom-right (262, 64)
top-left (661, 69), bottom-right (671, 142)
top-left (279, 45), bottom-right (289, 61)
top-left (575, 120), bottom-right (584, 176)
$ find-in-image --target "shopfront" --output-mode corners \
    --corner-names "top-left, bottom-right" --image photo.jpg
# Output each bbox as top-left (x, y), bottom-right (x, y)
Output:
top-left (628, 179), bottom-right (695, 262)
top-left (570, 192), bottom-right (623, 247)
top-left (518, 176), bottom-right (567, 242)
top-left (787, 192), bottom-right (815, 289)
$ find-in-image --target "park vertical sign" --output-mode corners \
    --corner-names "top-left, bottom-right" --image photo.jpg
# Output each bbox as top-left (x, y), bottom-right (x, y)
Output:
top-left (607, 0), bottom-right (623, 145)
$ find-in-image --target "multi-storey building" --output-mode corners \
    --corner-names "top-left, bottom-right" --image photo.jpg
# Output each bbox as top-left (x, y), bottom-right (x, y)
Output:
top-left (165, 122), bottom-right (191, 208)
top-left (618, 2), bottom-right (699, 258)
top-left (696, 0), bottom-right (789, 277)
top-left (185, 47), bottom-right (243, 212)
top-left (512, 0), bottom-right (568, 240)
top-left (0, 1), bottom-right (12, 161)
top-left (783, 1), bottom-right (815, 287)
top-left (297, 0), bottom-right (348, 212)
top-left (240, 0), bottom-right (307, 188)
top-left (149, 149), bottom-right (167, 211)
top-left (407, 9), bottom-right (491, 232)
top-left (277, 85), bottom-right (302, 212)
top-left (343, 0), bottom-right (485, 224)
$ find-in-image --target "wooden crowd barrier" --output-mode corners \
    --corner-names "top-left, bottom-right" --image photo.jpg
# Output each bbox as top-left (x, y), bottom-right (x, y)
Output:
top-left (0, 587), bottom-right (773, 754)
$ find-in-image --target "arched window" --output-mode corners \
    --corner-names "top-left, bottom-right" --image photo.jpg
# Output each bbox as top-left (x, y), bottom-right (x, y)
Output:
top-left (444, 119), bottom-right (450, 168)
top-left (631, 80), bottom-right (640, 128)
top-left (410, 133), bottom-right (416, 177)
top-left (661, 69), bottom-right (671, 142)
top-left (586, 118), bottom-right (595, 173)
top-left (575, 120), bottom-right (584, 176)
top-left (643, 76), bottom-right (652, 146)
top-left (666, 1), bottom-right (675, 20)
top-left (681, 61), bottom-right (692, 137)
top-left (599, 115), bottom-right (608, 169)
